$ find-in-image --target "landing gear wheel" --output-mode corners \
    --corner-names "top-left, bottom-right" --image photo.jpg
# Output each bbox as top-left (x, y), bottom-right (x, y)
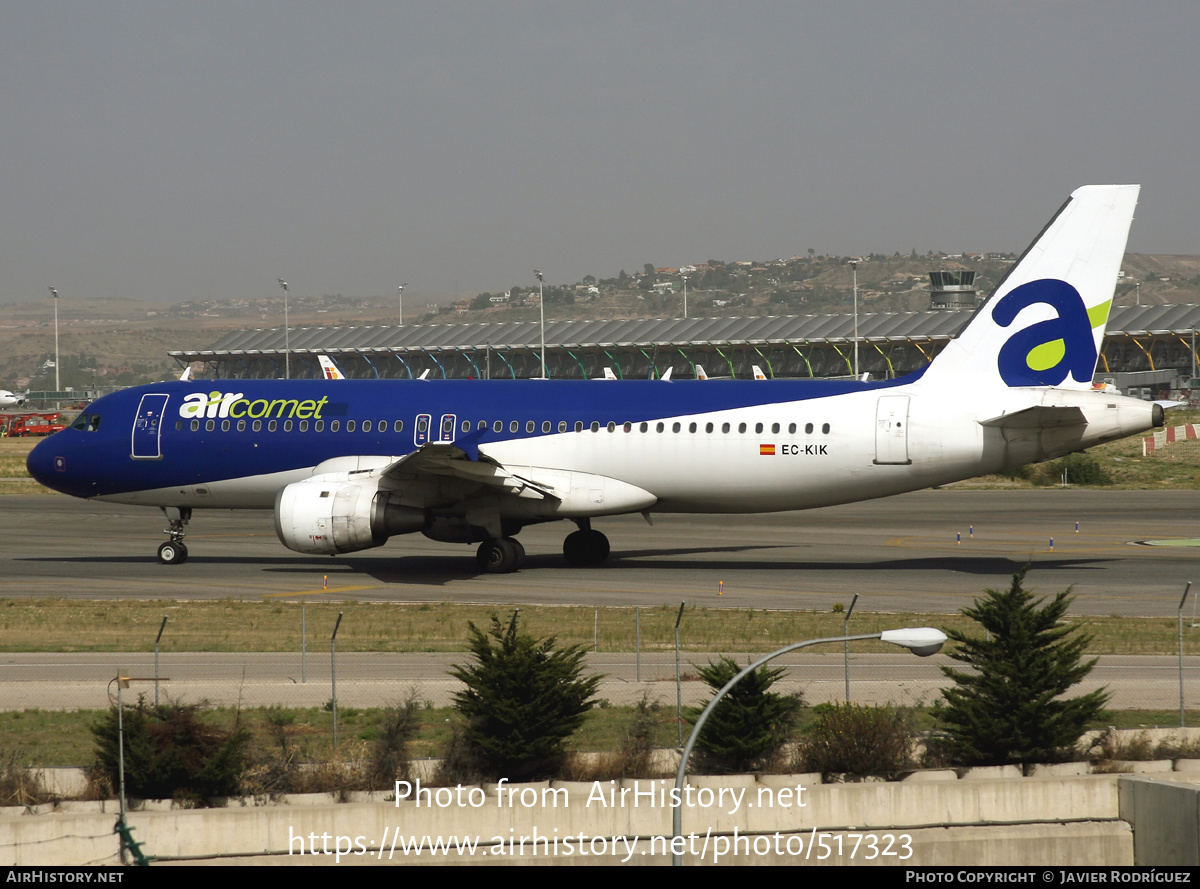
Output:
top-left (476, 537), bottom-right (522, 574)
top-left (157, 541), bottom-right (188, 565)
top-left (563, 529), bottom-right (610, 566)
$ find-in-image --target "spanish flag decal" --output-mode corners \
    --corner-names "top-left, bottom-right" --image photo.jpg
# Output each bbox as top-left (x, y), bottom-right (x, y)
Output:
top-left (759, 444), bottom-right (776, 456)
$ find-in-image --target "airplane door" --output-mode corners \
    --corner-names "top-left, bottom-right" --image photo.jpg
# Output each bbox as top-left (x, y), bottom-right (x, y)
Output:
top-left (131, 393), bottom-right (169, 460)
top-left (414, 413), bottom-right (431, 447)
top-left (438, 413), bottom-right (456, 443)
top-left (874, 395), bottom-right (911, 465)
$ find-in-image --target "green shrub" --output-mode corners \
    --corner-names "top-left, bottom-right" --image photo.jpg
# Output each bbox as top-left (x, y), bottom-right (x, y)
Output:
top-left (685, 657), bottom-right (802, 772)
top-left (1033, 453), bottom-right (1111, 486)
top-left (91, 698), bottom-right (249, 804)
top-left (934, 567), bottom-right (1108, 766)
top-left (446, 612), bottom-right (601, 780)
top-left (797, 703), bottom-right (916, 777)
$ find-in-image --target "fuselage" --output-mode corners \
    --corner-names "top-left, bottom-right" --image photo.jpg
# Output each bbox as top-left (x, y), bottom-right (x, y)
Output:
top-left (26, 374), bottom-right (1158, 516)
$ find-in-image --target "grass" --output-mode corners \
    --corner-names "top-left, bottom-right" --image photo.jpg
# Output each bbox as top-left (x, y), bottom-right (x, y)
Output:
top-left (6, 703), bottom-right (1199, 770)
top-left (2, 598), bottom-right (1199, 656)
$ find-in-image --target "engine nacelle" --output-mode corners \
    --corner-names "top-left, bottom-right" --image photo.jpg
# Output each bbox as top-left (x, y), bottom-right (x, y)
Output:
top-left (274, 476), bottom-right (427, 555)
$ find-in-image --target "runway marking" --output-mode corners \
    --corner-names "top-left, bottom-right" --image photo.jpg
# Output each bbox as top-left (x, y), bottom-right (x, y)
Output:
top-left (1133, 539), bottom-right (1200, 547)
top-left (262, 585), bottom-right (381, 598)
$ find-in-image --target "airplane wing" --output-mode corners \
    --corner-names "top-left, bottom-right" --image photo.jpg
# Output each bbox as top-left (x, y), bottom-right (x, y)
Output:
top-left (378, 433), bottom-right (657, 518)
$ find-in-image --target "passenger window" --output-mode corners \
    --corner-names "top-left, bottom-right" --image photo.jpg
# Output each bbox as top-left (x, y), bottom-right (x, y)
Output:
top-left (397, 420), bottom-right (406, 433)
top-left (252, 420), bottom-right (261, 432)
top-left (478, 420), bottom-right (487, 430)
top-left (299, 420), bottom-right (308, 432)
top-left (191, 419), bottom-right (201, 432)
top-left (590, 421), bottom-right (600, 432)
top-left (805, 423), bottom-right (814, 434)
top-left (284, 420), bottom-right (293, 432)
top-left (175, 420), bottom-right (183, 431)
top-left (206, 420), bottom-right (215, 432)
top-left (822, 423), bottom-right (831, 434)
top-left (221, 420), bottom-right (230, 432)
top-left (237, 420), bottom-right (246, 432)
top-left (559, 421), bottom-right (567, 432)
top-left (314, 420), bottom-right (324, 432)
top-left (462, 420), bottom-right (471, 433)
top-left (640, 422), bottom-right (648, 432)
top-left (510, 421), bottom-right (519, 433)
top-left (689, 422), bottom-right (697, 433)
top-left (771, 423), bottom-right (780, 433)
top-left (788, 423), bottom-right (796, 433)
top-left (722, 422), bottom-right (730, 433)
top-left (738, 422), bottom-right (746, 433)
top-left (330, 420), bottom-right (339, 432)
top-left (526, 420), bottom-right (535, 433)
top-left (347, 420), bottom-right (357, 432)
top-left (269, 420), bottom-right (278, 432)
top-left (656, 422), bottom-right (665, 433)
top-left (705, 422), bottom-right (713, 433)
top-left (494, 420), bottom-right (503, 432)
top-left (755, 422), bottom-right (763, 433)
top-left (623, 422), bottom-right (632, 433)
top-left (543, 421), bottom-right (552, 433)
top-left (606, 422), bottom-right (616, 432)
top-left (574, 421), bottom-right (583, 432)
top-left (672, 422), bottom-right (681, 433)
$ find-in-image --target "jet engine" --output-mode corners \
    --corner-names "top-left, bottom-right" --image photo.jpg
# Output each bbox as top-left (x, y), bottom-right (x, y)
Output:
top-left (274, 477), bottom-right (427, 555)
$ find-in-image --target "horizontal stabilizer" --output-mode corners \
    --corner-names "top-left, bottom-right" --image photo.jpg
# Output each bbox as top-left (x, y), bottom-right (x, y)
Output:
top-left (979, 405), bottom-right (1087, 429)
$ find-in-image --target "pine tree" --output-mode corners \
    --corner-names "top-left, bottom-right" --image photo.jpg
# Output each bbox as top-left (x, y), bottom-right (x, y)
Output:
top-left (934, 567), bottom-right (1108, 765)
top-left (448, 612), bottom-right (601, 779)
top-left (686, 656), bottom-right (802, 772)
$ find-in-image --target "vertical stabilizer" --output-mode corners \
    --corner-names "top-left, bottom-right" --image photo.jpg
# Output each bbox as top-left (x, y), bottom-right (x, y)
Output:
top-left (923, 184), bottom-right (1139, 390)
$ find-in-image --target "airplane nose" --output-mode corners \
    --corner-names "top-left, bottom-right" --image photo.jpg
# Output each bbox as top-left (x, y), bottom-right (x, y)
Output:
top-left (26, 436), bottom-right (74, 494)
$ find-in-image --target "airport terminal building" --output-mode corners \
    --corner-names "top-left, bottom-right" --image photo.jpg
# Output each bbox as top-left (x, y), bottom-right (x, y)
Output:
top-left (170, 304), bottom-right (1200, 402)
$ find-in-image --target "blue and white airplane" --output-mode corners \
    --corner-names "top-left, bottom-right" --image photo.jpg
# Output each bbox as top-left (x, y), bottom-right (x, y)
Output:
top-left (27, 185), bottom-right (1163, 571)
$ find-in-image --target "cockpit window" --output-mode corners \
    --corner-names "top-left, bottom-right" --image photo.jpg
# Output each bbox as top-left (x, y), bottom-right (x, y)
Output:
top-left (71, 414), bottom-right (88, 431)
top-left (89, 415), bottom-right (101, 431)
top-left (70, 413), bottom-right (101, 432)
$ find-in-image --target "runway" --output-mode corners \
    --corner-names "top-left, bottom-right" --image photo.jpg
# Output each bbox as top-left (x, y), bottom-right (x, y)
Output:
top-left (2, 489), bottom-right (1197, 617)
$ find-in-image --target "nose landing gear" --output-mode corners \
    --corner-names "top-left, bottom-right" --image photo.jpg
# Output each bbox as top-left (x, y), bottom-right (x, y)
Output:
top-left (157, 506), bottom-right (192, 565)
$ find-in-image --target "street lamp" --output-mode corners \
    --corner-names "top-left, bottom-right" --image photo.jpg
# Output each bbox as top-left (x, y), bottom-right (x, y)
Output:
top-left (849, 259), bottom-right (860, 378)
top-left (397, 283), bottom-right (406, 326)
top-left (277, 278), bottom-right (290, 380)
top-left (671, 626), bottom-right (947, 866)
top-left (47, 287), bottom-right (60, 396)
top-left (681, 273), bottom-right (689, 320)
top-left (534, 268), bottom-right (546, 379)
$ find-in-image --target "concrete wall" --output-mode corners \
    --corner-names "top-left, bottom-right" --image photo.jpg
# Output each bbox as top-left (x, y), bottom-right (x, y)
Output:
top-left (1, 774), bottom-right (1149, 866)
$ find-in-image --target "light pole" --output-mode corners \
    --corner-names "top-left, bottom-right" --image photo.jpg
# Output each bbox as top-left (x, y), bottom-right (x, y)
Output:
top-left (277, 278), bottom-right (290, 380)
top-left (849, 259), bottom-right (860, 378)
top-left (397, 283), bottom-right (406, 326)
top-left (671, 627), bottom-right (947, 866)
top-left (681, 273), bottom-right (689, 320)
top-left (47, 287), bottom-right (60, 396)
top-left (534, 268), bottom-right (546, 379)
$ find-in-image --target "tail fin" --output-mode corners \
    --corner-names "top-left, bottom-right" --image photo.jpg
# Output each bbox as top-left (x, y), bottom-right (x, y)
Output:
top-left (923, 184), bottom-right (1139, 390)
top-left (318, 355), bottom-right (346, 380)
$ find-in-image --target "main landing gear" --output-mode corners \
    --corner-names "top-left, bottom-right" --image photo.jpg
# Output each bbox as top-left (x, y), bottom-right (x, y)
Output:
top-left (563, 520), bottom-right (609, 567)
top-left (476, 537), bottom-right (525, 574)
top-left (157, 506), bottom-right (192, 565)
top-left (473, 520), bottom-right (612, 574)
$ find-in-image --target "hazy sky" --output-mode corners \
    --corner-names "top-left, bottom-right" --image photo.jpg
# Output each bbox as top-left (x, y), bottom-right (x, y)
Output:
top-left (1, 2), bottom-right (1195, 306)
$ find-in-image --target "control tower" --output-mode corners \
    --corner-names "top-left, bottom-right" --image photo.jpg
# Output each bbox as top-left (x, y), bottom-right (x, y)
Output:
top-left (928, 269), bottom-right (980, 309)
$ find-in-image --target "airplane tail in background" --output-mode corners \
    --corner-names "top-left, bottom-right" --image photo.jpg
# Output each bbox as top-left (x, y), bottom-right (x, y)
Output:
top-left (922, 184), bottom-right (1139, 391)
top-left (318, 355), bottom-right (346, 380)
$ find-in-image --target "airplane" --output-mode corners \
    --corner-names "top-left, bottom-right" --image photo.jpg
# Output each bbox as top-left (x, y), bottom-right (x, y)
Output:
top-left (0, 390), bottom-right (26, 408)
top-left (27, 185), bottom-right (1164, 571)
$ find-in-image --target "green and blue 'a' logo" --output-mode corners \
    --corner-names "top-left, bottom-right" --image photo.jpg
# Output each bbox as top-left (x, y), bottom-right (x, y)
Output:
top-left (993, 279), bottom-right (1109, 387)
